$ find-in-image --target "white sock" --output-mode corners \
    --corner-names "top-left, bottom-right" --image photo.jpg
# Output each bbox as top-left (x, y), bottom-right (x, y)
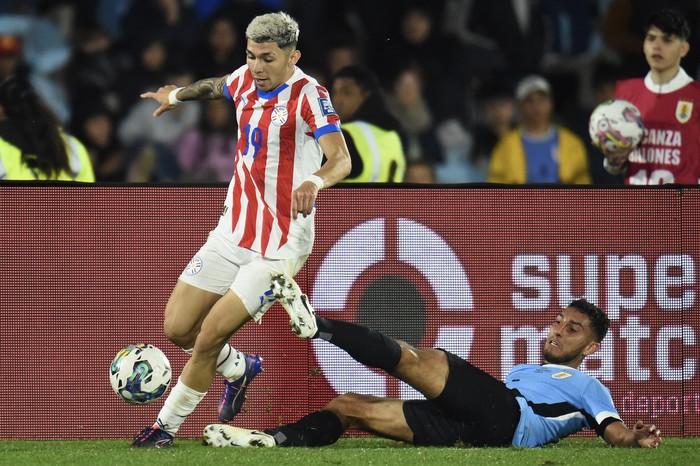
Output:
top-left (216, 344), bottom-right (246, 382)
top-left (156, 378), bottom-right (206, 435)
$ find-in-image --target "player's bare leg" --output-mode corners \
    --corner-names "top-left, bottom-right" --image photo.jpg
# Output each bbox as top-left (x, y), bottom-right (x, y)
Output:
top-left (180, 290), bottom-right (252, 393)
top-left (324, 393), bottom-right (413, 442)
top-left (204, 394), bottom-right (412, 447)
top-left (163, 280), bottom-right (221, 350)
top-left (389, 343), bottom-right (450, 399)
top-left (270, 274), bottom-right (450, 399)
top-left (133, 291), bottom-right (255, 447)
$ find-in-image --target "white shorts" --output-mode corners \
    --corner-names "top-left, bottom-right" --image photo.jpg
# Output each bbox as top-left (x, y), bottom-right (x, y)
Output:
top-left (179, 229), bottom-right (308, 319)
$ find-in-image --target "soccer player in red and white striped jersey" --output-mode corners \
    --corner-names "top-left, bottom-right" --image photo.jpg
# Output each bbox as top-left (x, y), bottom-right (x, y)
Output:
top-left (602, 8), bottom-right (700, 185)
top-left (133, 12), bottom-right (351, 447)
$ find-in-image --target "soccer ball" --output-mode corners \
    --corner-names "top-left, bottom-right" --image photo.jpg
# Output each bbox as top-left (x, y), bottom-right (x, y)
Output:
top-left (110, 343), bottom-right (172, 405)
top-left (589, 99), bottom-right (644, 152)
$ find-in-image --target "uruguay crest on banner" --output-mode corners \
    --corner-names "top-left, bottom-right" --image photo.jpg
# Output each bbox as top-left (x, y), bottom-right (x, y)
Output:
top-left (676, 100), bottom-right (693, 123)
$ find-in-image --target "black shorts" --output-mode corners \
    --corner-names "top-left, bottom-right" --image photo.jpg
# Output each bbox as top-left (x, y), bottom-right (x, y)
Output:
top-left (402, 351), bottom-right (520, 447)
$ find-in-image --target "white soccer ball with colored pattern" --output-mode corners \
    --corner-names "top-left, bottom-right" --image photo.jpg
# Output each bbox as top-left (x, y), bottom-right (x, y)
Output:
top-left (589, 99), bottom-right (644, 152)
top-left (110, 343), bottom-right (172, 405)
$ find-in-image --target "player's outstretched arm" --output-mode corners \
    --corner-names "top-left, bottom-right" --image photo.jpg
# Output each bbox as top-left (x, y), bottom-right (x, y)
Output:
top-left (140, 75), bottom-right (228, 117)
top-left (291, 131), bottom-right (351, 219)
top-left (603, 420), bottom-right (662, 448)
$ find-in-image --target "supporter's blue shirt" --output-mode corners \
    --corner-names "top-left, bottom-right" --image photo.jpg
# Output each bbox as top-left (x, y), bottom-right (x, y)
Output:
top-left (505, 364), bottom-right (621, 447)
top-left (521, 128), bottom-right (559, 183)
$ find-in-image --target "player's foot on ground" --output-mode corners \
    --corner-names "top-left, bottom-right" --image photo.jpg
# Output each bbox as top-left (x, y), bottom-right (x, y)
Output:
top-left (270, 273), bottom-right (318, 339)
top-left (131, 425), bottom-right (174, 448)
top-left (203, 424), bottom-right (276, 447)
top-left (218, 353), bottom-right (263, 423)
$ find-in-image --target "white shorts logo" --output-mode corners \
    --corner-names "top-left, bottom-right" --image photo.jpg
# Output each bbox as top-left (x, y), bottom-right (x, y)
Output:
top-left (271, 106), bottom-right (288, 126)
top-left (184, 256), bottom-right (203, 276)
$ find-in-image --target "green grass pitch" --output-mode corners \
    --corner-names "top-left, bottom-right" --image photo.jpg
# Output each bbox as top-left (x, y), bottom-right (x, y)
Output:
top-left (1, 437), bottom-right (698, 466)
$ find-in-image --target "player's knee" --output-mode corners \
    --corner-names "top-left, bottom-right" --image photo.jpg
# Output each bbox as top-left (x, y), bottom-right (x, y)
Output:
top-left (190, 327), bottom-right (228, 359)
top-left (325, 393), bottom-right (374, 422)
top-left (393, 344), bottom-right (446, 379)
top-left (163, 318), bottom-right (195, 349)
top-left (395, 342), bottom-right (435, 369)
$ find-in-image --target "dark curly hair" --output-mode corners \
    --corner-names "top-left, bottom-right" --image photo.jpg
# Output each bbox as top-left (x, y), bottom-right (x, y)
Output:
top-left (0, 76), bottom-right (69, 178)
top-left (645, 9), bottom-right (691, 41)
top-left (332, 64), bottom-right (401, 131)
top-left (567, 299), bottom-right (610, 342)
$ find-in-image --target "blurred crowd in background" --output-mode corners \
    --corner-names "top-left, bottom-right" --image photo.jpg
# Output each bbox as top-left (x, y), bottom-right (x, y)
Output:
top-left (1, 0), bottom-right (699, 184)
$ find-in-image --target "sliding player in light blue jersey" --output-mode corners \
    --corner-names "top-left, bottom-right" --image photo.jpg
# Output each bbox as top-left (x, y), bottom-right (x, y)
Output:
top-left (203, 277), bottom-right (662, 449)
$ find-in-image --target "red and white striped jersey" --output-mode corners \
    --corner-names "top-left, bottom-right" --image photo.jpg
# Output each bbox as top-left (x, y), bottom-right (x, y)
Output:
top-left (214, 65), bottom-right (341, 258)
top-left (616, 68), bottom-right (700, 184)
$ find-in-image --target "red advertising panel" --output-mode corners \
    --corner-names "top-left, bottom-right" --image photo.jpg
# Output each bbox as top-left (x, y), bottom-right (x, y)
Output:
top-left (0, 185), bottom-right (697, 440)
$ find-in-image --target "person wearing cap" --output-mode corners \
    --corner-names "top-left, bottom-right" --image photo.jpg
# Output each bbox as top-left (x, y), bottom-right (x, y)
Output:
top-left (0, 35), bottom-right (21, 83)
top-left (0, 28), bottom-right (71, 124)
top-left (0, 76), bottom-right (94, 181)
top-left (488, 75), bottom-right (591, 184)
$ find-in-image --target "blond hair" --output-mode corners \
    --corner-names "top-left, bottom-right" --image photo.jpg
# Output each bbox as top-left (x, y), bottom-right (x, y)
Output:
top-left (246, 12), bottom-right (299, 49)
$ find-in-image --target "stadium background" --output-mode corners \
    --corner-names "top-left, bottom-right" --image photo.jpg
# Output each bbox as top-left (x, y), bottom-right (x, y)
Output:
top-left (4, 1), bottom-right (695, 184)
top-left (0, 184), bottom-right (698, 439)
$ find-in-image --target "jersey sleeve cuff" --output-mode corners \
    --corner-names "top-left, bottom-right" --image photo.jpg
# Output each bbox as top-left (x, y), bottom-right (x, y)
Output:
top-left (314, 123), bottom-right (341, 139)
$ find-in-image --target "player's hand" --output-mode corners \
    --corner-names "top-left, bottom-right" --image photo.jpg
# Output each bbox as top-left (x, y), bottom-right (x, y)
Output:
top-left (291, 181), bottom-right (319, 219)
top-left (140, 85), bottom-right (178, 117)
top-left (602, 147), bottom-right (632, 167)
top-left (632, 420), bottom-right (662, 448)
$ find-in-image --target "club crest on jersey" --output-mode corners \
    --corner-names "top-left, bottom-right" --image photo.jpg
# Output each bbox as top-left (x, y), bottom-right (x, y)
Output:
top-left (676, 100), bottom-right (693, 123)
top-left (551, 371), bottom-right (573, 379)
top-left (271, 106), bottom-right (288, 126)
top-left (184, 256), bottom-right (203, 275)
top-left (318, 97), bottom-right (336, 116)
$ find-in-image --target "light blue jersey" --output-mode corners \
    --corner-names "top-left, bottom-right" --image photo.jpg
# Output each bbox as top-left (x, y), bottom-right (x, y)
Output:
top-left (505, 364), bottom-right (621, 447)
top-left (521, 128), bottom-right (559, 183)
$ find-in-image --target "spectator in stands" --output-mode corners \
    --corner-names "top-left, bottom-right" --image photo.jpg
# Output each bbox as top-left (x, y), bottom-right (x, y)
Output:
top-left (464, 0), bottom-right (549, 77)
top-left (174, 98), bottom-right (236, 182)
top-left (371, 4), bottom-right (463, 123)
top-left (0, 76), bottom-right (94, 181)
top-left (65, 21), bottom-right (129, 122)
top-left (72, 103), bottom-right (127, 182)
top-left (118, 65), bottom-right (199, 182)
top-left (488, 75), bottom-right (591, 184)
top-left (563, 59), bottom-right (625, 185)
top-left (0, 8), bottom-right (72, 122)
top-left (117, 36), bottom-right (171, 115)
top-left (0, 34), bottom-right (22, 82)
top-left (324, 39), bottom-right (362, 79)
top-left (332, 65), bottom-right (406, 183)
top-left (119, 0), bottom-right (199, 62)
top-left (386, 65), bottom-right (443, 165)
top-left (189, 12), bottom-right (242, 79)
top-left (538, 1), bottom-right (608, 120)
top-left (404, 158), bottom-right (436, 184)
top-left (469, 81), bottom-right (517, 180)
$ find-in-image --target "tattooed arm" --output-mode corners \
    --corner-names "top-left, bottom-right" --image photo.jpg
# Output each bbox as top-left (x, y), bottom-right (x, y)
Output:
top-left (140, 76), bottom-right (228, 117)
